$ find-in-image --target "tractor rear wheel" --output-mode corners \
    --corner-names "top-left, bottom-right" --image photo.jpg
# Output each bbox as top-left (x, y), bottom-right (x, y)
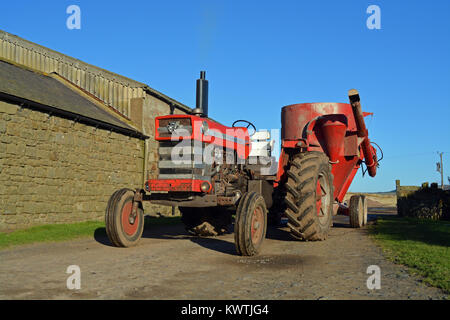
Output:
top-left (349, 195), bottom-right (366, 228)
top-left (105, 188), bottom-right (144, 247)
top-left (284, 152), bottom-right (334, 241)
top-left (234, 192), bottom-right (268, 256)
top-left (180, 207), bottom-right (231, 236)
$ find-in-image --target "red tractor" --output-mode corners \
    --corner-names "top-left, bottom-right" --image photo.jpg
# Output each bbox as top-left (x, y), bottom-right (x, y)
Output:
top-left (105, 72), bottom-right (379, 256)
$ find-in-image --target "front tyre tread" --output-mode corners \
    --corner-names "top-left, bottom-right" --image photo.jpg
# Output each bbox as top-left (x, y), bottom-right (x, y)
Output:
top-left (105, 188), bottom-right (144, 247)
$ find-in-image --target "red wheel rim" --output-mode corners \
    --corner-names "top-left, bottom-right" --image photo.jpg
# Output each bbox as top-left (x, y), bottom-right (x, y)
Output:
top-left (316, 180), bottom-right (323, 217)
top-left (251, 206), bottom-right (264, 246)
top-left (316, 174), bottom-right (331, 225)
top-left (121, 201), bottom-right (139, 236)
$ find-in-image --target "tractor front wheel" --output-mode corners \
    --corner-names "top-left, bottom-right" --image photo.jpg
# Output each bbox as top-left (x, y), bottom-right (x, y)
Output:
top-left (234, 192), bottom-right (268, 256)
top-left (105, 188), bottom-right (144, 247)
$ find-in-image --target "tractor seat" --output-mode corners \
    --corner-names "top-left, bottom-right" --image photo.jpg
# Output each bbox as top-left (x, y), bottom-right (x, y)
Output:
top-left (249, 130), bottom-right (273, 157)
top-left (247, 130), bottom-right (277, 175)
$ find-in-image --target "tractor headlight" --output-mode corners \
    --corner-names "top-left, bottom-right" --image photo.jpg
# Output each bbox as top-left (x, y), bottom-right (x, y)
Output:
top-left (200, 181), bottom-right (211, 193)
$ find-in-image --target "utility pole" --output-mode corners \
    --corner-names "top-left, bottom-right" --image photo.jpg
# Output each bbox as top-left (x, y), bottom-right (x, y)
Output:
top-left (437, 152), bottom-right (444, 189)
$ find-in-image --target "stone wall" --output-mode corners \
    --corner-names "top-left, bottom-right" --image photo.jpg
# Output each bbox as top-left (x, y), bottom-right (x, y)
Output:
top-left (0, 32), bottom-right (194, 230)
top-left (396, 180), bottom-right (450, 221)
top-left (0, 100), bottom-right (147, 231)
top-left (0, 30), bottom-right (194, 229)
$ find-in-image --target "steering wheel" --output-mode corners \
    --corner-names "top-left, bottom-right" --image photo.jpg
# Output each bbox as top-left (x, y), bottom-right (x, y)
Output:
top-left (232, 120), bottom-right (257, 136)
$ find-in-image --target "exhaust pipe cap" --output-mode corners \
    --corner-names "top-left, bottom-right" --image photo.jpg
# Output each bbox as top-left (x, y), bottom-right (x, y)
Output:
top-left (195, 70), bottom-right (208, 117)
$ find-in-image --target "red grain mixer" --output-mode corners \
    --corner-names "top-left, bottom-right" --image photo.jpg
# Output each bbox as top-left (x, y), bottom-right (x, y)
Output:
top-left (275, 89), bottom-right (380, 240)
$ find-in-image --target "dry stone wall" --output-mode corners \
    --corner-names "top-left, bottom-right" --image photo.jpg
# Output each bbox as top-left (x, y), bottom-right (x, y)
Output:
top-left (396, 180), bottom-right (450, 221)
top-left (0, 100), bottom-right (146, 231)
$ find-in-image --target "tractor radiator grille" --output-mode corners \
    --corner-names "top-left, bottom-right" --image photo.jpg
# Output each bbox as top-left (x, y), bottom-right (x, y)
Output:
top-left (158, 141), bottom-right (211, 181)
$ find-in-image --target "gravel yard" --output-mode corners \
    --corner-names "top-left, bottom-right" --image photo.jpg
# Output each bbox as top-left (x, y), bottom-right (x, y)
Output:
top-left (0, 207), bottom-right (447, 300)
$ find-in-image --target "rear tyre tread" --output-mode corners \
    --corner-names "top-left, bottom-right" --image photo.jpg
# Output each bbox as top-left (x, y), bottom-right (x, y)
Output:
top-left (283, 152), bottom-right (334, 241)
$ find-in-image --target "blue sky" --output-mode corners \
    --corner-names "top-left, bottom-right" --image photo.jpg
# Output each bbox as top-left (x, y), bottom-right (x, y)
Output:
top-left (1, 0), bottom-right (449, 192)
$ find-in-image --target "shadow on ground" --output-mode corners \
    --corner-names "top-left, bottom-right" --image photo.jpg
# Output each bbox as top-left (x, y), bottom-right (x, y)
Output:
top-left (94, 220), bottom-right (305, 256)
top-left (94, 222), bottom-right (239, 255)
top-left (93, 212), bottom-right (385, 254)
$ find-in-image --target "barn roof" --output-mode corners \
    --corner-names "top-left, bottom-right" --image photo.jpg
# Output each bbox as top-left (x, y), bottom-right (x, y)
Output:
top-left (0, 59), bottom-right (147, 139)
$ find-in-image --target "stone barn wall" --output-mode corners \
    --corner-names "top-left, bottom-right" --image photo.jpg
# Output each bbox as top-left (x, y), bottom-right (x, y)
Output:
top-left (0, 100), bottom-right (145, 231)
top-left (0, 30), bottom-right (194, 230)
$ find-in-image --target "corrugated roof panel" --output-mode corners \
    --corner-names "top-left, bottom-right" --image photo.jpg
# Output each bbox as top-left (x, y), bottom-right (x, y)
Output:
top-left (0, 30), bottom-right (192, 115)
top-left (0, 59), bottom-right (139, 135)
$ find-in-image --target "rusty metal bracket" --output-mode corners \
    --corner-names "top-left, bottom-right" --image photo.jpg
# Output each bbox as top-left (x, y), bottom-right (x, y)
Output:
top-left (296, 139), bottom-right (308, 148)
top-left (129, 189), bottom-right (144, 224)
top-left (217, 196), bottom-right (235, 206)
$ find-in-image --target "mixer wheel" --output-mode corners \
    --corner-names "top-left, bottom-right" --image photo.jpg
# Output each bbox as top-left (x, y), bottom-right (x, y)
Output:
top-left (284, 152), bottom-right (334, 241)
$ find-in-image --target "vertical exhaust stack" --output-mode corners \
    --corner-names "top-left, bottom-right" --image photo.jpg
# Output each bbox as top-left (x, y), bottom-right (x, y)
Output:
top-left (193, 71), bottom-right (208, 117)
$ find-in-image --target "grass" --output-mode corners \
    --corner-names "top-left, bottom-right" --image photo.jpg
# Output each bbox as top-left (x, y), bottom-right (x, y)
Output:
top-left (369, 216), bottom-right (450, 293)
top-left (0, 216), bottom-right (181, 250)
